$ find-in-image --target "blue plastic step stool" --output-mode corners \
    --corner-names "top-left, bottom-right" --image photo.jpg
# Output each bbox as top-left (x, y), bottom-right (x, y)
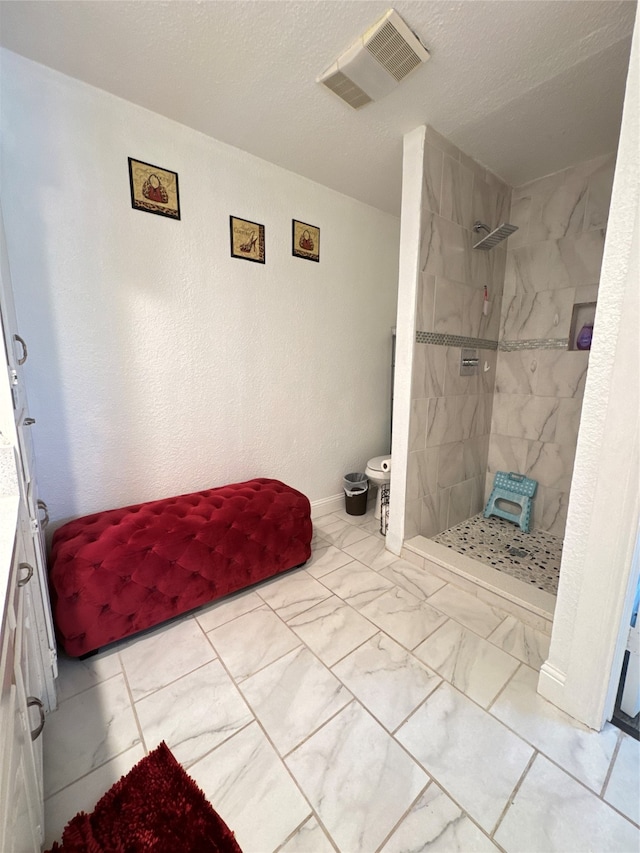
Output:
top-left (483, 471), bottom-right (538, 533)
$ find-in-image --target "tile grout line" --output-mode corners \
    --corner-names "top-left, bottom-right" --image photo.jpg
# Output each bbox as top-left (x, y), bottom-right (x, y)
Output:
top-left (43, 743), bottom-right (143, 803)
top-left (273, 814), bottom-right (340, 853)
top-left (490, 749), bottom-right (538, 839)
top-left (128, 654), bottom-right (219, 704)
top-left (599, 729), bottom-right (623, 800)
top-left (53, 666), bottom-right (123, 706)
top-left (117, 648), bottom-right (148, 756)
top-left (372, 779), bottom-right (433, 853)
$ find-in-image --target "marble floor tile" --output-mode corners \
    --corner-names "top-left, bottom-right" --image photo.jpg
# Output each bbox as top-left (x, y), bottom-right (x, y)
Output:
top-left (427, 584), bottom-right (506, 638)
top-left (312, 513), bottom-right (342, 532)
top-left (188, 722), bottom-right (310, 853)
top-left (195, 588), bottom-right (263, 632)
top-left (43, 744), bottom-right (145, 849)
top-left (119, 616), bottom-right (216, 701)
top-left (42, 516), bottom-right (636, 853)
top-left (380, 782), bottom-right (500, 852)
top-left (413, 620), bottom-right (520, 708)
top-left (494, 754), bottom-right (639, 852)
top-left (396, 682), bottom-right (533, 832)
top-left (358, 587), bottom-right (448, 650)
top-left (316, 518), bottom-right (371, 549)
top-left (134, 660), bottom-right (253, 767)
top-left (342, 532), bottom-right (397, 571)
top-left (381, 559), bottom-right (447, 600)
top-left (239, 646), bottom-right (352, 755)
top-left (359, 515), bottom-right (387, 538)
top-left (331, 507), bottom-right (378, 528)
top-left (487, 615), bottom-right (550, 670)
top-left (55, 646), bottom-right (122, 704)
top-left (256, 568), bottom-right (332, 620)
top-left (278, 816), bottom-right (336, 853)
top-left (305, 544), bottom-right (355, 578)
top-left (603, 733), bottom-right (640, 825)
top-left (286, 702), bottom-right (428, 853)
top-left (319, 559), bottom-right (394, 607)
top-left (491, 664), bottom-right (619, 793)
top-left (287, 595), bottom-right (378, 666)
top-left (43, 673), bottom-right (141, 798)
top-left (332, 632), bottom-right (441, 731)
top-left (206, 605), bottom-right (301, 682)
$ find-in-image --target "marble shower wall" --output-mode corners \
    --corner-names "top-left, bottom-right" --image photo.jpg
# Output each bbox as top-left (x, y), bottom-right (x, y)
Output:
top-left (489, 154), bottom-right (616, 538)
top-left (406, 127), bottom-right (510, 539)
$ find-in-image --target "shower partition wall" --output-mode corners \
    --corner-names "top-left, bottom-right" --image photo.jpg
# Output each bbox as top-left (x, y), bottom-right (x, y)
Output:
top-left (404, 125), bottom-right (510, 540)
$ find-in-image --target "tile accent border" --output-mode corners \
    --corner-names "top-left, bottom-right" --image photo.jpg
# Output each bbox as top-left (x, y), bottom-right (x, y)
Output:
top-left (415, 332), bottom-right (570, 352)
top-left (499, 338), bottom-right (569, 352)
top-left (415, 331), bottom-right (498, 350)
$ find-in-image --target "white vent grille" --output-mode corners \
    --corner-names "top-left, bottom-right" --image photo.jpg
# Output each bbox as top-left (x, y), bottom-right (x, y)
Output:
top-left (321, 70), bottom-right (373, 110)
top-left (365, 19), bottom-right (423, 82)
top-left (317, 9), bottom-right (429, 109)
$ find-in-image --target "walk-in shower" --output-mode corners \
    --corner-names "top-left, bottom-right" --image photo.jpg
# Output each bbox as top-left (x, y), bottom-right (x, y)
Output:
top-left (396, 126), bottom-right (614, 633)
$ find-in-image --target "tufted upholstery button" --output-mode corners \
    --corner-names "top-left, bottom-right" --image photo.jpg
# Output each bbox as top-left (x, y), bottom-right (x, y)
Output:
top-left (49, 478), bottom-right (312, 657)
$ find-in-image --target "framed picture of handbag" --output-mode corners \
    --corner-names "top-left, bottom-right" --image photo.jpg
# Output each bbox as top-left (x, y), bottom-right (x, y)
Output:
top-left (292, 219), bottom-right (320, 262)
top-left (128, 157), bottom-right (181, 220)
top-left (229, 216), bottom-right (266, 264)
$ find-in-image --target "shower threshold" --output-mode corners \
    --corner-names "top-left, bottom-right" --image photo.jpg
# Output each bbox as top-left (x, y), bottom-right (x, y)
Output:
top-left (403, 514), bottom-right (559, 632)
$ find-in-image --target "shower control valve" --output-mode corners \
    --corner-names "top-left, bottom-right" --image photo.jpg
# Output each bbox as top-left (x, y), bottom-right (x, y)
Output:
top-left (460, 348), bottom-right (479, 376)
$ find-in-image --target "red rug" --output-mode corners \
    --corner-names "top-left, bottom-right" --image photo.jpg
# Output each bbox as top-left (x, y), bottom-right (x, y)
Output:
top-left (46, 742), bottom-right (242, 852)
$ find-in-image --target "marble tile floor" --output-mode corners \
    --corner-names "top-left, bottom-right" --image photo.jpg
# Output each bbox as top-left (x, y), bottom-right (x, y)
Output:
top-left (433, 514), bottom-right (563, 596)
top-left (43, 507), bottom-right (639, 853)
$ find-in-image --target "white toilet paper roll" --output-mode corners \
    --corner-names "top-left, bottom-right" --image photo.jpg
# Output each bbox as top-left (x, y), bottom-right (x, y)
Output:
top-left (381, 459), bottom-right (391, 472)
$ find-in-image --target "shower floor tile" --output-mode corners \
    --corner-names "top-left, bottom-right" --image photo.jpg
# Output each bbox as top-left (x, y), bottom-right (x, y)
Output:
top-left (433, 514), bottom-right (562, 595)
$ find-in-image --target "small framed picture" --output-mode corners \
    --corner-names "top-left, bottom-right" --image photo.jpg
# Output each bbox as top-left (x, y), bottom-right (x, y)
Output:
top-left (292, 219), bottom-right (320, 262)
top-left (229, 216), bottom-right (265, 264)
top-left (128, 158), bottom-right (180, 220)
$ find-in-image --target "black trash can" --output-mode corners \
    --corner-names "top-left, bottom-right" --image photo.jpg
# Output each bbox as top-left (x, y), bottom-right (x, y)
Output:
top-left (344, 473), bottom-right (369, 516)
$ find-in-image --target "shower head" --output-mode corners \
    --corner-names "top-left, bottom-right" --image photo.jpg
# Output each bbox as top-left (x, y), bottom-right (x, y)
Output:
top-left (472, 221), bottom-right (518, 250)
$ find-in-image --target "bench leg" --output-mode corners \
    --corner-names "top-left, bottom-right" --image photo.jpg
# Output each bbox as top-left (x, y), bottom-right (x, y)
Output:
top-left (79, 649), bottom-right (100, 661)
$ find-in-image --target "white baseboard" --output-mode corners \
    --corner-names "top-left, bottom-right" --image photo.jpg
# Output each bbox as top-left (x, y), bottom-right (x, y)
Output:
top-left (310, 494), bottom-right (344, 518)
top-left (538, 660), bottom-right (567, 708)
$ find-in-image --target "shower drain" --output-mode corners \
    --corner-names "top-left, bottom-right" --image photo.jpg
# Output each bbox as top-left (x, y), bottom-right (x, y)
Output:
top-left (508, 546), bottom-right (529, 558)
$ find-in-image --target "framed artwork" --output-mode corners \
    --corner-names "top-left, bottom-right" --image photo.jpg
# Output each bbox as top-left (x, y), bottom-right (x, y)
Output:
top-left (292, 219), bottom-right (320, 262)
top-left (128, 157), bottom-right (180, 220)
top-left (229, 216), bottom-right (265, 264)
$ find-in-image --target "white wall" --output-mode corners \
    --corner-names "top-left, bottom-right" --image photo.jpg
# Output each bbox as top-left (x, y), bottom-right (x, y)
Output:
top-left (0, 51), bottom-right (399, 528)
top-left (538, 8), bottom-right (640, 729)
top-left (388, 126), bottom-right (425, 556)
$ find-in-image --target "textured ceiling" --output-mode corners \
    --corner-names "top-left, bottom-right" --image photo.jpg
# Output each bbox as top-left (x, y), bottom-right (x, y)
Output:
top-left (0, 0), bottom-right (636, 214)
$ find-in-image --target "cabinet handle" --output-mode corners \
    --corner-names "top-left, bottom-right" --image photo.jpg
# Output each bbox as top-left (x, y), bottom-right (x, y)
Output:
top-left (17, 562), bottom-right (34, 587)
top-left (13, 334), bottom-right (28, 365)
top-left (37, 500), bottom-right (49, 529)
top-left (26, 697), bottom-right (45, 741)
top-left (24, 417), bottom-right (36, 426)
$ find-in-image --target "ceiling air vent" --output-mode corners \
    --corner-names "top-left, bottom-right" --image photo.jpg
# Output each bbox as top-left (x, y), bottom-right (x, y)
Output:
top-left (321, 70), bottom-right (373, 110)
top-left (317, 9), bottom-right (429, 109)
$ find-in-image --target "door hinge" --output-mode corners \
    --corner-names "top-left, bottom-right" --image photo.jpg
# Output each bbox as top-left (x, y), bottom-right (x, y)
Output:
top-left (9, 368), bottom-right (18, 386)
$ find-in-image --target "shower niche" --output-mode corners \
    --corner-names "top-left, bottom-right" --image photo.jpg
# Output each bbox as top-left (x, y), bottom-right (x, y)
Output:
top-left (569, 302), bottom-right (597, 351)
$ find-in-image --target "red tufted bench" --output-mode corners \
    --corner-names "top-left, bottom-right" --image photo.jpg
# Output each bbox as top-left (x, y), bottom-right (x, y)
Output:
top-left (49, 478), bottom-right (312, 657)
